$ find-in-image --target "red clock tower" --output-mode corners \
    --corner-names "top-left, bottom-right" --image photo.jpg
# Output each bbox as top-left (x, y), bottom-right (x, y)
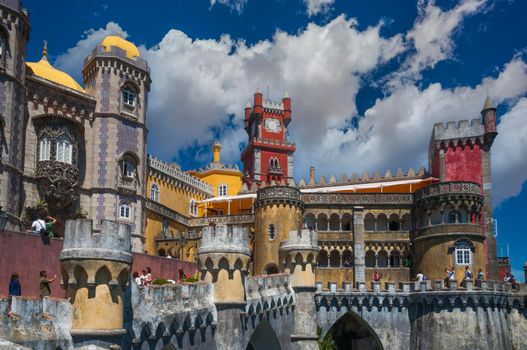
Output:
top-left (241, 89), bottom-right (296, 187)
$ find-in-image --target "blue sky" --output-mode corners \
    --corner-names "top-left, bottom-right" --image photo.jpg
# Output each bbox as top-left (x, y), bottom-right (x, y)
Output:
top-left (25, 0), bottom-right (527, 280)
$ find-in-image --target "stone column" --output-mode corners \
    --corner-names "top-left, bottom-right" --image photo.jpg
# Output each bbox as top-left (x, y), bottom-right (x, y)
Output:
top-left (353, 206), bottom-right (365, 284)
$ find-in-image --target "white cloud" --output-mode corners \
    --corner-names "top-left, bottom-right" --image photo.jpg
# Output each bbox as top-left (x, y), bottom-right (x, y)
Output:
top-left (55, 0), bottom-right (527, 206)
top-left (304, 0), bottom-right (335, 17)
top-left (54, 22), bottom-right (127, 81)
top-left (209, 0), bottom-right (247, 13)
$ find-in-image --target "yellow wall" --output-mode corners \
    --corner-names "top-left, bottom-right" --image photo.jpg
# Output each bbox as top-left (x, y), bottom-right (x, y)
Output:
top-left (146, 174), bottom-right (206, 215)
top-left (195, 171), bottom-right (242, 197)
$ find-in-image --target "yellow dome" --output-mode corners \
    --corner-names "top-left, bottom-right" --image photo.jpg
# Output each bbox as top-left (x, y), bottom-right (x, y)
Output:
top-left (27, 57), bottom-right (85, 93)
top-left (101, 35), bottom-right (140, 59)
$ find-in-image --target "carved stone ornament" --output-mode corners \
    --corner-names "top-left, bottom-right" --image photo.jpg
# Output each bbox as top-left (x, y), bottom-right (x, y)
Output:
top-left (36, 160), bottom-right (80, 207)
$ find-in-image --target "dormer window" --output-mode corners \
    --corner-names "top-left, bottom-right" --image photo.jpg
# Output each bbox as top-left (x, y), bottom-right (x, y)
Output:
top-left (56, 138), bottom-right (73, 164)
top-left (218, 184), bottom-right (228, 197)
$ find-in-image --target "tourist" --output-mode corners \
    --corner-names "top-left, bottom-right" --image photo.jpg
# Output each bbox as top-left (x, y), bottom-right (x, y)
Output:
top-left (144, 267), bottom-right (153, 285)
top-left (45, 215), bottom-right (57, 238)
top-left (449, 266), bottom-right (456, 282)
top-left (464, 265), bottom-right (472, 280)
top-left (373, 271), bottom-right (380, 282)
top-left (31, 215), bottom-right (47, 235)
top-left (39, 271), bottom-right (56, 298)
top-left (133, 271), bottom-right (142, 286)
top-left (415, 271), bottom-right (426, 282)
top-left (8, 273), bottom-right (21, 296)
top-left (477, 269), bottom-right (484, 280)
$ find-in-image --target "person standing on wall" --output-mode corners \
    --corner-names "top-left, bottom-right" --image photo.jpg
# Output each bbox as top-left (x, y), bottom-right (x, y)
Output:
top-left (8, 273), bottom-right (21, 296)
top-left (39, 271), bottom-right (56, 297)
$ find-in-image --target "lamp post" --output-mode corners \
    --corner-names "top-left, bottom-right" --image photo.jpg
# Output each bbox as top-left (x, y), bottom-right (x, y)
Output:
top-left (0, 206), bottom-right (8, 232)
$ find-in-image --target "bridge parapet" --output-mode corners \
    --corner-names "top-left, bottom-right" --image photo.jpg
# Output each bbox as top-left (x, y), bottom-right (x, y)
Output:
top-left (131, 282), bottom-right (217, 348)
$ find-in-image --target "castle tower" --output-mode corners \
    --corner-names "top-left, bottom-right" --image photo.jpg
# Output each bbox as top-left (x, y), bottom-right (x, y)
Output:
top-left (0, 1), bottom-right (30, 228)
top-left (82, 36), bottom-right (151, 252)
top-left (60, 219), bottom-right (132, 347)
top-left (428, 98), bottom-right (498, 279)
top-left (197, 223), bottom-right (251, 303)
top-left (254, 186), bottom-right (304, 275)
top-left (241, 90), bottom-right (295, 187)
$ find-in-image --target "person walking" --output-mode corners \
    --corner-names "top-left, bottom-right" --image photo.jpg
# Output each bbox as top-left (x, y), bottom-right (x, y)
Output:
top-left (39, 271), bottom-right (56, 297)
top-left (8, 273), bottom-right (21, 296)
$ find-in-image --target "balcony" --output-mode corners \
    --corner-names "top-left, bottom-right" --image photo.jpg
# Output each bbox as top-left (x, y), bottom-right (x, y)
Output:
top-left (35, 160), bottom-right (80, 207)
top-left (118, 176), bottom-right (137, 194)
top-left (188, 214), bottom-right (255, 227)
top-left (414, 181), bottom-right (481, 201)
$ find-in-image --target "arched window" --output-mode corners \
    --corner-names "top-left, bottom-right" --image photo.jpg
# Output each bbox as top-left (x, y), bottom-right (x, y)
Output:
top-left (364, 213), bottom-right (375, 231)
top-left (431, 209), bottom-right (442, 225)
top-left (376, 214), bottom-right (388, 231)
top-left (341, 213), bottom-right (352, 231)
top-left (150, 183), bottom-right (160, 202)
top-left (377, 251), bottom-right (388, 268)
top-left (329, 250), bottom-right (341, 267)
top-left (218, 184), bottom-right (228, 197)
top-left (189, 199), bottom-right (198, 217)
top-left (317, 213), bottom-right (328, 231)
top-left (119, 202), bottom-right (131, 220)
top-left (317, 250), bottom-right (328, 267)
top-left (329, 213), bottom-right (340, 231)
top-left (365, 250), bottom-right (376, 268)
top-left (390, 251), bottom-right (401, 267)
top-left (122, 86), bottom-right (136, 106)
top-left (39, 138), bottom-right (51, 161)
top-left (56, 138), bottom-right (72, 164)
top-left (454, 239), bottom-right (472, 265)
top-left (304, 213), bottom-right (316, 230)
top-left (459, 207), bottom-right (469, 223)
top-left (448, 210), bottom-right (457, 224)
top-left (388, 214), bottom-right (400, 231)
top-left (342, 250), bottom-right (353, 267)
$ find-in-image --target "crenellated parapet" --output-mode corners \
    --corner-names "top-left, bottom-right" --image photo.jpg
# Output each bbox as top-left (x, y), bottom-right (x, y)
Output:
top-left (198, 224), bottom-right (251, 303)
top-left (243, 274), bottom-right (295, 323)
top-left (60, 219), bottom-right (132, 341)
top-left (279, 229), bottom-right (319, 288)
top-left (131, 282), bottom-right (217, 349)
top-left (256, 185), bottom-right (304, 209)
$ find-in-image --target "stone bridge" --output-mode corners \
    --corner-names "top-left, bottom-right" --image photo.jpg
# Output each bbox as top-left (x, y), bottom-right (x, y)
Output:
top-left (316, 280), bottom-right (527, 350)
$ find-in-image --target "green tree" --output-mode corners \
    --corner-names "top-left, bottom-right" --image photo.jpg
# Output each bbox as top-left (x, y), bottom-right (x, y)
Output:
top-left (317, 326), bottom-right (336, 350)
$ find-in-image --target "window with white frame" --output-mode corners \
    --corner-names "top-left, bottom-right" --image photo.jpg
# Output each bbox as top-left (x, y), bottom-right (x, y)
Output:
top-left (122, 159), bottom-right (136, 178)
top-left (119, 202), bottom-right (131, 220)
top-left (122, 86), bottom-right (136, 107)
top-left (455, 239), bottom-right (472, 265)
top-left (39, 138), bottom-right (51, 161)
top-left (218, 184), bottom-right (228, 197)
top-left (56, 138), bottom-right (72, 164)
top-left (150, 183), bottom-right (160, 202)
top-left (189, 199), bottom-right (198, 217)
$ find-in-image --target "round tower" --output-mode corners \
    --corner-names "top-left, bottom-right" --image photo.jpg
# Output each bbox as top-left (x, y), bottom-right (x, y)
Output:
top-left (412, 181), bottom-right (485, 281)
top-left (279, 228), bottom-right (319, 287)
top-left (254, 186), bottom-right (304, 275)
top-left (198, 223), bottom-right (251, 303)
top-left (60, 219), bottom-right (132, 345)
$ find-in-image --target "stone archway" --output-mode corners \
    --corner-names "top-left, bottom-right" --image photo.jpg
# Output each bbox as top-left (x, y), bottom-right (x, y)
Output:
top-left (328, 311), bottom-right (384, 350)
top-left (246, 319), bottom-right (281, 350)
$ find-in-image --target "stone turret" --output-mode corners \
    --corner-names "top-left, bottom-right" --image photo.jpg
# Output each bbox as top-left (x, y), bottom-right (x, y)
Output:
top-left (60, 219), bottom-right (132, 348)
top-left (254, 186), bottom-right (304, 275)
top-left (279, 228), bottom-right (319, 287)
top-left (198, 223), bottom-right (251, 304)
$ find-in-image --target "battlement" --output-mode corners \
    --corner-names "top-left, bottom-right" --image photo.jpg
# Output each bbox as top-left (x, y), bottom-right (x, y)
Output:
top-left (198, 224), bottom-right (251, 256)
top-left (431, 118), bottom-right (484, 142)
top-left (60, 219), bottom-right (132, 264)
top-left (131, 282), bottom-right (216, 346)
top-left (262, 100), bottom-right (285, 111)
top-left (279, 229), bottom-right (319, 253)
top-left (244, 274), bottom-right (295, 316)
top-left (0, 296), bottom-right (72, 348)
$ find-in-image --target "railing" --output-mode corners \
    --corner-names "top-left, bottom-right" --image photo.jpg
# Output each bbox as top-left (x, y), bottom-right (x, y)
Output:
top-left (188, 214), bottom-right (255, 226)
top-left (414, 181), bottom-right (481, 201)
top-left (302, 193), bottom-right (414, 205)
top-left (148, 155), bottom-right (214, 196)
top-left (118, 175), bottom-right (137, 193)
top-left (145, 200), bottom-right (190, 226)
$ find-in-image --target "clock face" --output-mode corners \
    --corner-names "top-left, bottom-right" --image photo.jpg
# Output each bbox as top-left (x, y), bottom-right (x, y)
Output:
top-left (264, 118), bottom-right (281, 133)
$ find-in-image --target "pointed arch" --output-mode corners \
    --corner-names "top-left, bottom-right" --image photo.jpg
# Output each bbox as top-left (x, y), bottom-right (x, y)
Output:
top-left (327, 310), bottom-right (384, 350)
top-left (246, 319), bottom-right (281, 350)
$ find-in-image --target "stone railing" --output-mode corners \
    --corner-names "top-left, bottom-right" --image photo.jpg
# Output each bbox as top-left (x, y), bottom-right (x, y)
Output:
top-left (256, 186), bottom-right (303, 208)
top-left (84, 45), bottom-right (150, 72)
top-left (414, 181), bottom-right (481, 201)
top-left (148, 155), bottom-right (214, 196)
top-left (189, 213), bottom-right (255, 226)
top-left (146, 199), bottom-right (190, 226)
top-left (198, 224), bottom-right (251, 255)
top-left (131, 282), bottom-right (216, 347)
top-left (117, 175), bottom-right (137, 193)
top-left (302, 192), bottom-right (414, 205)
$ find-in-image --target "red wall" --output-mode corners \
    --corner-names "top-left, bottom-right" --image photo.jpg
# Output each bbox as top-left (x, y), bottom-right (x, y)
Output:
top-left (444, 144), bottom-right (482, 184)
top-left (0, 230), bottom-right (197, 298)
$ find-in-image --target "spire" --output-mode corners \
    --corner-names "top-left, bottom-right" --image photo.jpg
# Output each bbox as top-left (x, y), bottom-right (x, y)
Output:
top-left (42, 40), bottom-right (48, 61)
top-left (284, 90), bottom-right (289, 98)
top-left (246, 101), bottom-right (251, 108)
top-left (483, 96), bottom-right (495, 110)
